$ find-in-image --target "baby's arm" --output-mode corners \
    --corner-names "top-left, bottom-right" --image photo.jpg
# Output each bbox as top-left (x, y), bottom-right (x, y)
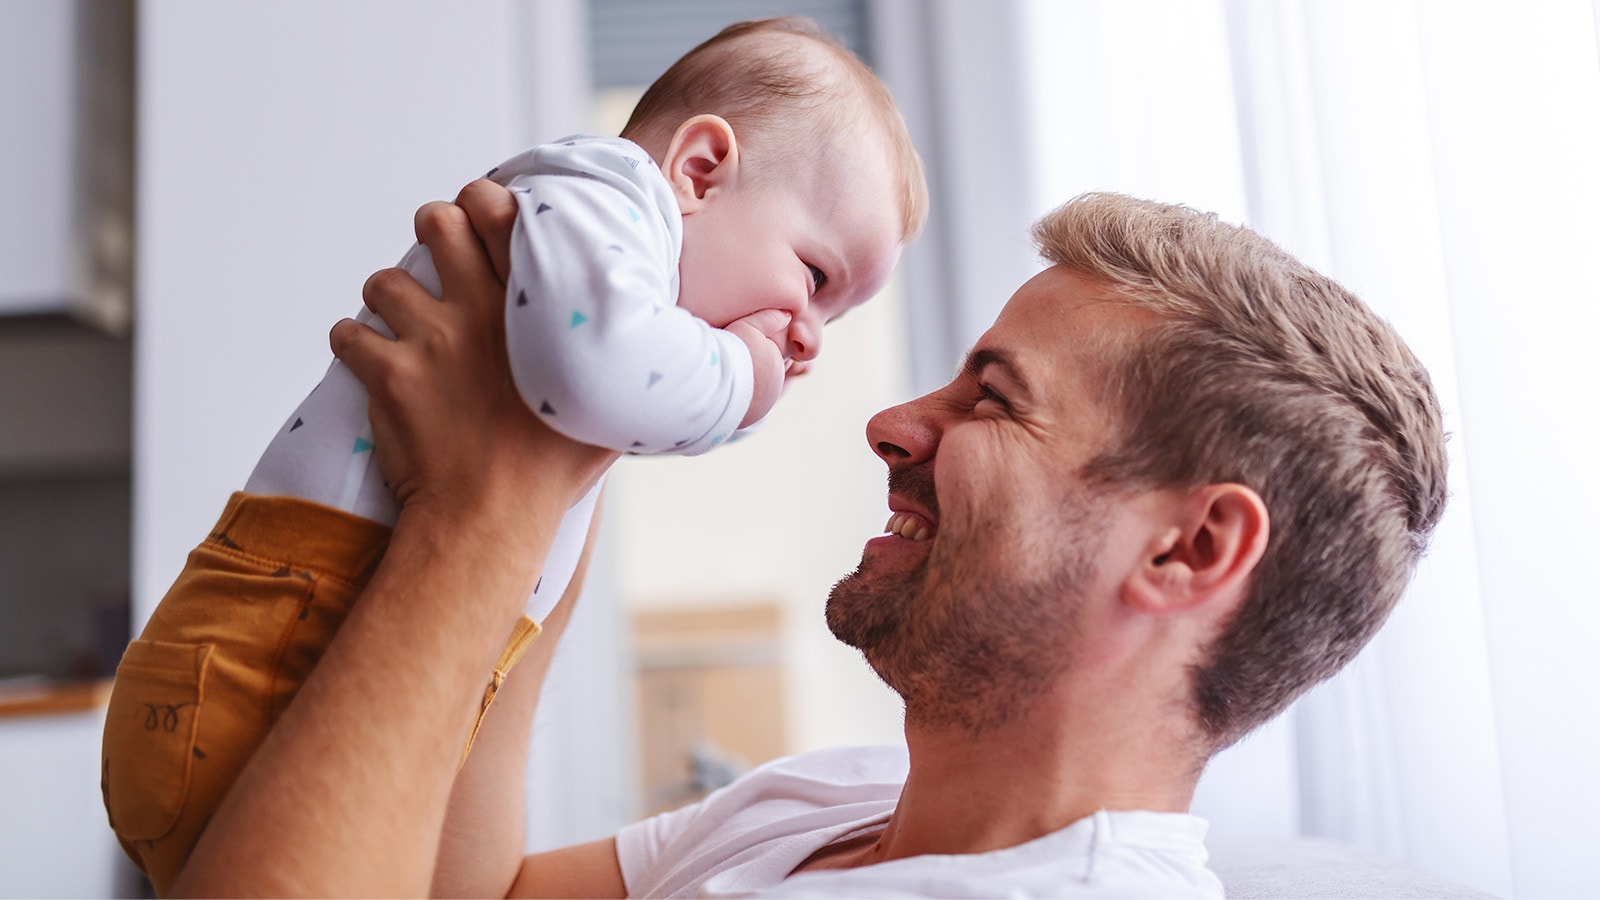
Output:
top-left (723, 308), bottom-right (791, 428)
top-left (501, 150), bottom-right (753, 456)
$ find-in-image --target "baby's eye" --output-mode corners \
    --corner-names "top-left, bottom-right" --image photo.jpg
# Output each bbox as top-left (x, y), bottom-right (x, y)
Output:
top-left (807, 264), bottom-right (828, 293)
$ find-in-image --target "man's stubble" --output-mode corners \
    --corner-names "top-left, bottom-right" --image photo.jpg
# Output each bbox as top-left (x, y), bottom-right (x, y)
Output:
top-left (826, 464), bottom-right (1107, 734)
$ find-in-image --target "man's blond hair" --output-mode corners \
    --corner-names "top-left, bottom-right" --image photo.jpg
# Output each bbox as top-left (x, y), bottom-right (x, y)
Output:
top-left (1033, 193), bottom-right (1448, 748)
top-left (622, 17), bottom-right (927, 242)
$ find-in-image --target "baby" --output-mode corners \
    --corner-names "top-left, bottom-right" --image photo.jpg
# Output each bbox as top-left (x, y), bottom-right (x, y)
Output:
top-left (100, 17), bottom-right (926, 896)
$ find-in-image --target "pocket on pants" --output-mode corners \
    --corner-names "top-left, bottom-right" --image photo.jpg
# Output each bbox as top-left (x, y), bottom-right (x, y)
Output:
top-left (102, 639), bottom-right (212, 843)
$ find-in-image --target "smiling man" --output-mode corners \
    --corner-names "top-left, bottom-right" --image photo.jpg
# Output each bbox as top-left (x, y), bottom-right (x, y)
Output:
top-left (172, 190), bottom-right (1447, 898)
top-left (630, 194), bottom-right (1446, 896)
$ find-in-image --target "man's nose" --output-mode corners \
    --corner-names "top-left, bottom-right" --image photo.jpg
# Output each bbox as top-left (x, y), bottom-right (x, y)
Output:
top-left (866, 394), bottom-right (938, 465)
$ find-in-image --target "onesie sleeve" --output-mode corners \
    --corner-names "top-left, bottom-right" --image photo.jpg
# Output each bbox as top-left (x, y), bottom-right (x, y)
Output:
top-left (502, 143), bottom-right (752, 456)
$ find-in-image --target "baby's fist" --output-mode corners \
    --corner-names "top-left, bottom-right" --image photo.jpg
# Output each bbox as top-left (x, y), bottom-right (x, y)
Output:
top-left (725, 309), bottom-right (792, 428)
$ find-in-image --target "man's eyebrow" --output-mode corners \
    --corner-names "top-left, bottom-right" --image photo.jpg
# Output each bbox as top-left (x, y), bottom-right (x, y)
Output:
top-left (963, 348), bottom-right (1031, 397)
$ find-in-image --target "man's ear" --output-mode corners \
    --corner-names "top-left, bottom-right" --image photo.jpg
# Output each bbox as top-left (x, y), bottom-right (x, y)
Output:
top-left (1121, 484), bottom-right (1269, 619)
top-left (661, 114), bottom-right (740, 214)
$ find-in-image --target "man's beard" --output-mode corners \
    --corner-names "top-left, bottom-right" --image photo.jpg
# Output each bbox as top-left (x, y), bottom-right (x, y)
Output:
top-left (826, 464), bottom-right (1105, 734)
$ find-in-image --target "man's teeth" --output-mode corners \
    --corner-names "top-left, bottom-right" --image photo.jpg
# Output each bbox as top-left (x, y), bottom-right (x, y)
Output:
top-left (884, 512), bottom-right (932, 542)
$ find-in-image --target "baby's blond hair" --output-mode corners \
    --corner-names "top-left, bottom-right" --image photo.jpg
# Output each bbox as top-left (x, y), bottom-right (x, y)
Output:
top-left (622, 17), bottom-right (927, 242)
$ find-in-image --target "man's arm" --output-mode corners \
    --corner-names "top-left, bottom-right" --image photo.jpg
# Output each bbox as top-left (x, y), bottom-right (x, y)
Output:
top-left (431, 500), bottom-right (627, 900)
top-left (171, 189), bottom-right (619, 897)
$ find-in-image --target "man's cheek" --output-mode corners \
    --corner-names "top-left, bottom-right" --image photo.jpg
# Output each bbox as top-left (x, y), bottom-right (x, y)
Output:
top-left (939, 453), bottom-right (1036, 537)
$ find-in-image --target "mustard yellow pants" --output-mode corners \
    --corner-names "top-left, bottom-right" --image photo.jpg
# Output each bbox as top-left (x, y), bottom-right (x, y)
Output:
top-left (100, 493), bottom-right (539, 895)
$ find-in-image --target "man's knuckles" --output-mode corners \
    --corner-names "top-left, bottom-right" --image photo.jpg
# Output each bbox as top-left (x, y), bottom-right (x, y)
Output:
top-left (413, 199), bottom-right (474, 245)
top-left (455, 178), bottom-right (517, 224)
top-left (362, 267), bottom-right (416, 308)
top-left (328, 318), bottom-right (365, 357)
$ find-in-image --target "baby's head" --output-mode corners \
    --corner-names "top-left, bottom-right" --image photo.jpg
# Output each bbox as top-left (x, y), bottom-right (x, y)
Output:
top-left (623, 18), bottom-right (927, 380)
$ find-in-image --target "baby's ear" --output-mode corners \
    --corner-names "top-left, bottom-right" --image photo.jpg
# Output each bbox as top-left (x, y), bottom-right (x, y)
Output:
top-left (662, 115), bottom-right (739, 214)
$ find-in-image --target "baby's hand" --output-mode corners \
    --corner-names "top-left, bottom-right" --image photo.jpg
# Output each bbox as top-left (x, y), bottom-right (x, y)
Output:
top-left (724, 308), bottom-right (792, 428)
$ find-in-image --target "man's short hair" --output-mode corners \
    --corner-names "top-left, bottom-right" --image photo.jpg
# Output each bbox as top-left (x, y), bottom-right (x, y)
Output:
top-left (623, 17), bottom-right (927, 242)
top-left (1032, 193), bottom-right (1448, 748)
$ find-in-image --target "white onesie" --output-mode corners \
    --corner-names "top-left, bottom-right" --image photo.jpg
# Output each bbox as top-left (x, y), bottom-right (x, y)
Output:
top-left (245, 136), bottom-right (756, 621)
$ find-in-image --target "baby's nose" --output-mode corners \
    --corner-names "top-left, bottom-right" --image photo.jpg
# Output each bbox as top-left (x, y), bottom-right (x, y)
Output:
top-left (787, 315), bottom-right (821, 362)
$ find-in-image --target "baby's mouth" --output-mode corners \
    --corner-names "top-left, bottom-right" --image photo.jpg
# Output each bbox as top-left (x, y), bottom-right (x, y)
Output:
top-left (884, 512), bottom-right (935, 542)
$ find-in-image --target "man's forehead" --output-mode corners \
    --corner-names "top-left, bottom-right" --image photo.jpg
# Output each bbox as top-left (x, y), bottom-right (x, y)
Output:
top-left (980, 267), bottom-right (1120, 350)
top-left (969, 266), bottom-right (1147, 392)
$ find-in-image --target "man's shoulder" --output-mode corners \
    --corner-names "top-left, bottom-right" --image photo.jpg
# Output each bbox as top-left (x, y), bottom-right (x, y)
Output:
top-left (617, 746), bottom-right (906, 896)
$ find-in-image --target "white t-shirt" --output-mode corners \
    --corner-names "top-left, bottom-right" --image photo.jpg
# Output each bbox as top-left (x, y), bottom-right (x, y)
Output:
top-left (616, 745), bottom-right (1224, 898)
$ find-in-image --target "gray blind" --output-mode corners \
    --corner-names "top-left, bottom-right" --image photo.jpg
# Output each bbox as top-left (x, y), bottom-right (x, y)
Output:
top-left (590, 0), bottom-right (872, 88)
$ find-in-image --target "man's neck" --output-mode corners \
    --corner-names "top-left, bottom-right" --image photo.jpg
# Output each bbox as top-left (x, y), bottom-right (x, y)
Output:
top-left (804, 695), bottom-right (1204, 871)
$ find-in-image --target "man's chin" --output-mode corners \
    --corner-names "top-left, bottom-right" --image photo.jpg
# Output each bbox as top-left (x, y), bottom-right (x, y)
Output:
top-left (823, 562), bottom-right (870, 650)
top-left (824, 552), bottom-right (924, 654)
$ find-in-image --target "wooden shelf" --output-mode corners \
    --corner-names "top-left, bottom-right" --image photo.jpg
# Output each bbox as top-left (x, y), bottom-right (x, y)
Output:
top-left (0, 678), bottom-right (112, 719)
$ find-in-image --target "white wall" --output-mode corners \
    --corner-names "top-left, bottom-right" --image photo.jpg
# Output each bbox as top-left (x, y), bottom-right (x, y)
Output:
top-left (0, 708), bottom-right (122, 899)
top-left (134, 0), bottom-right (519, 619)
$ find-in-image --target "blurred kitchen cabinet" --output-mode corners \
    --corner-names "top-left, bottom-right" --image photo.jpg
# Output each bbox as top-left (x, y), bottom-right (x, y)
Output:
top-left (633, 603), bottom-right (788, 816)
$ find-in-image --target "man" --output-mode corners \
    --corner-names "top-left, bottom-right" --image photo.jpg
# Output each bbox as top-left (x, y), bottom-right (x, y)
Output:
top-left (172, 186), bottom-right (1445, 898)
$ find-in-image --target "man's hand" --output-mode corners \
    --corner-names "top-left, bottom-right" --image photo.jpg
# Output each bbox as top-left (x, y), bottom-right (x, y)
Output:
top-left (330, 180), bottom-right (616, 539)
top-left (725, 308), bottom-right (793, 428)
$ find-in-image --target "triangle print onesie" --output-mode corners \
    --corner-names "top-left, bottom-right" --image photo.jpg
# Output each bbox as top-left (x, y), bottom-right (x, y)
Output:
top-left (245, 136), bottom-right (756, 623)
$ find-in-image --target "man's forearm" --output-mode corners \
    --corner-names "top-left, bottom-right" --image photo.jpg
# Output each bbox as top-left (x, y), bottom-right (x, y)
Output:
top-left (431, 504), bottom-right (602, 898)
top-left (172, 498), bottom-right (558, 898)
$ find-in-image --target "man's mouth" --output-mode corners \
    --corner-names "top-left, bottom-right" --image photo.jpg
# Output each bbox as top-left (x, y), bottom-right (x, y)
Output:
top-left (884, 511), bottom-right (934, 542)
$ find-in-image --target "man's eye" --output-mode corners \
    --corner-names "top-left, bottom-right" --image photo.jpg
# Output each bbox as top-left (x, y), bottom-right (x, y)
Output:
top-left (976, 383), bottom-right (1009, 409)
top-left (807, 264), bottom-right (828, 293)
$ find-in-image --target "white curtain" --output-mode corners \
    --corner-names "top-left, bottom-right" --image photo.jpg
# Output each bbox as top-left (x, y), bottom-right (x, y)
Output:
top-left (885, 0), bottom-right (1600, 895)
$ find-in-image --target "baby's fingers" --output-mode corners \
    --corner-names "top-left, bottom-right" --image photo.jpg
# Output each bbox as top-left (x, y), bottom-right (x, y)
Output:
top-left (731, 308), bottom-right (793, 338)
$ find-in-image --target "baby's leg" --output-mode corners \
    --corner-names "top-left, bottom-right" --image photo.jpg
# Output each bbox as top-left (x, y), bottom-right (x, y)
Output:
top-left (100, 493), bottom-right (390, 895)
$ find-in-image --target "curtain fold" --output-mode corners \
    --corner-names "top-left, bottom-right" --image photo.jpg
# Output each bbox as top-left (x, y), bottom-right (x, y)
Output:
top-left (1225, 0), bottom-right (1514, 893)
top-left (871, 0), bottom-right (1048, 394)
top-left (1407, 2), bottom-right (1600, 895)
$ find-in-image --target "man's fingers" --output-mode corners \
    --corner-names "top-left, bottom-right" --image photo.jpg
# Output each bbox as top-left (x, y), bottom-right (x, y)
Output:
top-left (414, 199), bottom-right (504, 309)
top-left (361, 267), bottom-right (434, 337)
top-left (455, 179), bottom-right (517, 282)
top-left (330, 318), bottom-right (400, 394)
